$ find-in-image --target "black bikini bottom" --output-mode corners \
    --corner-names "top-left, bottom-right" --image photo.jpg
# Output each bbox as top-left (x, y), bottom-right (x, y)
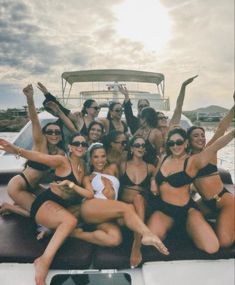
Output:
top-left (150, 196), bottom-right (199, 225)
top-left (19, 173), bottom-right (34, 193)
top-left (203, 188), bottom-right (231, 212)
top-left (30, 189), bottom-right (71, 221)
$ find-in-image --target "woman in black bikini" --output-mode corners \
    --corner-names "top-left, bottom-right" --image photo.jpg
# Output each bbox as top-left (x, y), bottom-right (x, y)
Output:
top-left (99, 102), bottom-right (129, 136)
top-left (0, 133), bottom-right (92, 285)
top-left (187, 101), bottom-right (235, 247)
top-left (120, 135), bottom-right (156, 268)
top-left (0, 84), bottom-right (65, 217)
top-left (148, 127), bottom-right (234, 253)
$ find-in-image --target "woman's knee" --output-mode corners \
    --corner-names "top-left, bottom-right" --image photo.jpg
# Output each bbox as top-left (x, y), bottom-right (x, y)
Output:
top-left (107, 232), bottom-right (122, 247)
top-left (201, 240), bottom-right (220, 254)
top-left (64, 215), bottom-right (77, 230)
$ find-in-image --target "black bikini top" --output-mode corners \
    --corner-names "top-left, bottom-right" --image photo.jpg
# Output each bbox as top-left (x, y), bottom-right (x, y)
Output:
top-left (196, 163), bottom-right (218, 178)
top-left (156, 156), bottom-right (193, 188)
top-left (120, 162), bottom-right (151, 189)
top-left (109, 119), bottom-right (128, 133)
top-left (79, 118), bottom-right (89, 136)
top-left (54, 160), bottom-right (81, 185)
top-left (27, 160), bottom-right (50, 171)
top-left (143, 130), bottom-right (158, 165)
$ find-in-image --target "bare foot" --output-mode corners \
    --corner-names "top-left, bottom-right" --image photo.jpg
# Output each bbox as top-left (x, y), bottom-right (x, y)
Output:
top-left (0, 202), bottom-right (13, 215)
top-left (141, 231), bottom-right (169, 255)
top-left (34, 256), bottom-right (50, 285)
top-left (130, 239), bottom-right (142, 268)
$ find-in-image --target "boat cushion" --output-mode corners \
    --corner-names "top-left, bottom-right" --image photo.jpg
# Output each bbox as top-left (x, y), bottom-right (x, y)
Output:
top-left (0, 214), bottom-right (93, 269)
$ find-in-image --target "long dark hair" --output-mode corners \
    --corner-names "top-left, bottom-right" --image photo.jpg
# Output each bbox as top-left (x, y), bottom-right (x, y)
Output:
top-left (107, 102), bottom-right (122, 120)
top-left (81, 99), bottom-right (96, 116)
top-left (127, 135), bottom-right (146, 160)
top-left (87, 121), bottom-right (104, 138)
top-left (166, 127), bottom-right (188, 156)
top-left (140, 107), bottom-right (158, 128)
top-left (102, 130), bottom-right (124, 150)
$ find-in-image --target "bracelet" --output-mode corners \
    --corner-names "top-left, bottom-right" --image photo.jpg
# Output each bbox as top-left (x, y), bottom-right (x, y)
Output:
top-left (69, 182), bottom-right (75, 189)
top-left (15, 147), bottom-right (22, 160)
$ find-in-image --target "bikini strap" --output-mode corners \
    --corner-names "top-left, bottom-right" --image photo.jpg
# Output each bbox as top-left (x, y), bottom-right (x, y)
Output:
top-left (183, 157), bottom-right (190, 170)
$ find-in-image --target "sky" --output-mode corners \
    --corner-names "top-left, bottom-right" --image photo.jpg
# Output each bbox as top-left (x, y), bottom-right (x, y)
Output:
top-left (0, 0), bottom-right (234, 110)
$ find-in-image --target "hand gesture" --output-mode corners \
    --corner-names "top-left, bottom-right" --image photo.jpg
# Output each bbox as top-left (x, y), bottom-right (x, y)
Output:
top-left (182, 75), bottom-right (198, 86)
top-left (118, 84), bottom-right (129, 97)
top-left (23, 84), bottom-right (33, 98)
top-left (37, 82), bottom-right (48, 94)
top-left (45, 101), bottom-right (60, 114)
top-left (0, 139), bottom-right (17, 155)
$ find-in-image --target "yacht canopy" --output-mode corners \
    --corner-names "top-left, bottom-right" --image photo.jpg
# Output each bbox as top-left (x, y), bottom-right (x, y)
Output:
top-left (61, 69), bottom-right (164, 86)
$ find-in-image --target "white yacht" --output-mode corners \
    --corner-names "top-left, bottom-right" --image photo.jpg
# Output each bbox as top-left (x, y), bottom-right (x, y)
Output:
top-left (0, 69), bottom-right (234, 285)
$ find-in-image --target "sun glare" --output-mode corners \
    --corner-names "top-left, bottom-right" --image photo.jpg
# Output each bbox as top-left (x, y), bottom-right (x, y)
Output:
top-left (113, 0), bottom-right (172, 52)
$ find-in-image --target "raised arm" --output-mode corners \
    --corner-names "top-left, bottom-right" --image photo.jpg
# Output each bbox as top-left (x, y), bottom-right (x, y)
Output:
top-left (192, 129), bottom-right (235, 172)
top-left (0, 138), bottom-right (65, 169)
top-left (169, 75), bottom-right (198, 128)
top-left (45, 101), bottom-right (78, 133)
top-left (23, 84), bottom-right (44, 148)
top-left (207, 93), bottom-right (235, 146)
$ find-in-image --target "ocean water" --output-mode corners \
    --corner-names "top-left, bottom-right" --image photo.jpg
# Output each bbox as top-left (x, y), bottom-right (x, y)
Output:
top-left (0, 130), bottom-right (234, 182)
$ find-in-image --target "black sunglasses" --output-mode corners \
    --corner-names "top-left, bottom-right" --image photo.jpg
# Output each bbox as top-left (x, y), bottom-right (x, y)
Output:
top-left (158, 116), bottom-right (168, 120)
top-left (167, 139), bottom-right (185, 147)
top-left (114, 140), bottom-right (127, 146)
top-left (132, 143), bottom-right (146, 149)
top-left (45, 129), bottom-right (61, 136)
top-left (70, 141), bottom-right (88, 147)
top-left (90, 106), bottom-right (100, 111)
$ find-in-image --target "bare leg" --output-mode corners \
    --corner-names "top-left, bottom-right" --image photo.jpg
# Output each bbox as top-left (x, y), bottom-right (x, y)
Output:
top-left (7, 175), bottom-right (35, 212)
top-left (186, 208), bottom-right (219, 254)
top-left (0, 202), bottom-right (30, 217)
top-left (130, 194), bottom-right (145, 268)
top-left (34, 201), bottom-right (77, 285)
top-left (216, 195), bottom-right (235, 247)
top-left (72, 222), bottom-right (122, 247)
top-left (147, 211), bottom-right (174, 240)
top-left (81, 199), bottom-right (169, 255)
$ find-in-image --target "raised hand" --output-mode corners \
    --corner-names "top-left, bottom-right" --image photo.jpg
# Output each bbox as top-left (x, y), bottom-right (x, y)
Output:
top-left (37, 82), bottom-right (48, 94)
top-left (45, 101), bottom-right (60, 114)
top-left (23, 84), bottom-right (33, 98)
top-left (118, 84), bottom-right (129, 97)
top-left (182, 75), bottom-right (198, 86)
top-left (0, 138), bottom-right (17, 155)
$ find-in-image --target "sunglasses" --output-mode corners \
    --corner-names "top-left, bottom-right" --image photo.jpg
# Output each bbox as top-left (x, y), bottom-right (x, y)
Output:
top-left (113, 108), bottom-right (123, 113)
top-left (70, 141), bottom-right (88, 147)
top-left (138, 104), bottom-right (149, 109)
top-left (132, 143), bottom-right (146, 149)
top-left (45, 130), bottom-right (61, 136)
top-left (114, 140), bottom-right (127, 146)
top-left (158, 116), bottom-right (168, 120)
top-left (90, 106), bottom-right (100, 111)
top-left (167, 139), bottom-right (185, 147)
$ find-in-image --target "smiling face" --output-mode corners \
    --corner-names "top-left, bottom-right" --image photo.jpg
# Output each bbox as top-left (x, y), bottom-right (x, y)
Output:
top-left (91, 148), bottom-right (107, 172)
top-left (157, 112), bottom-right (168, 127)
top-left (110, 103), bottom-right (123, 119)
top-left (69, 135), bottom-right (88, 157)
top-left (131, 137), bottom-right (146, 158)
top-left (44, 124), bottom-right (62, 145)
top-left (88, 123), bottom-right (103, 142)
top-left (167, 133), bottom-right (187, 157)
top-left (189, 128), bottom-right (206, 152)
top-left (111, 134), bottom-right (127, 152)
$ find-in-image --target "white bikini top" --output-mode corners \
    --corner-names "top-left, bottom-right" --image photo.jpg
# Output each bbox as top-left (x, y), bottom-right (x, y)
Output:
top-left (91, 172), bottom-right (120, 200)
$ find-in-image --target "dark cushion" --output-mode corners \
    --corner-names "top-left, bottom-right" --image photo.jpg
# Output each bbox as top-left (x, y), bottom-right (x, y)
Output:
top-left (0, 214), bottom-right (93, 269)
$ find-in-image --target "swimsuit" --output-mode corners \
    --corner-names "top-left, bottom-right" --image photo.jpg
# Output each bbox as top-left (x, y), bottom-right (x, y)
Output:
top-left (91, 172), bottom-right (120, 200)
top-left (108, 119), bottom-right (128, 134)
top-left (27, 160), bottom-right (50, 171)
top-left (19, 173), bottom-right (35, 193)
top-left (196, 163), bottom-right (218, 178)
top-left (143, 130), bottom-right (158, 165)
top-left (79, 118), bottom-right (89, 136)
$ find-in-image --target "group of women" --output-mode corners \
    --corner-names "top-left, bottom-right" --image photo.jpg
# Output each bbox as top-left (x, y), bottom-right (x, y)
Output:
top-left (0, 81), bottom-right (234, 285)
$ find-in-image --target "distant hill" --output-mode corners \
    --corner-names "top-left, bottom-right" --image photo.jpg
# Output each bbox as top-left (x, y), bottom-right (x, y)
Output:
top-left (183, 105), bottom-right (230, 122)
top-left (187, 105), bottom-right (229, 113)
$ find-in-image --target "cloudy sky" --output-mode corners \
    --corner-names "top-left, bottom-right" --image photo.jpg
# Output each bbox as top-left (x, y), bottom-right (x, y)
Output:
top-left (0, 0), bottom-right (234, 110)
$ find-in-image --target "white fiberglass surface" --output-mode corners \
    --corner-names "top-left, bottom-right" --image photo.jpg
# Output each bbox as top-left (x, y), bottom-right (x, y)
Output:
top-left (143, 259), bottom-right (234, 285)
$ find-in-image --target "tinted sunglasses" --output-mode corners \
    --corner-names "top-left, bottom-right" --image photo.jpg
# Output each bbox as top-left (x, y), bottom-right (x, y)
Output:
top-left (158, 116), bottom-right (168, 120)
top-left (114, 140), bottom-right (127, 146)
top-left (90, 106), bottom-right (100, 111)
top-left (45, 129), bottom-right (61, 135)
top-left (167, 139), bottom-right (185, 147)
top-left (132, 143), bottom-right (146, 148)
top-left (70, 141), bottom-right (88, 147)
